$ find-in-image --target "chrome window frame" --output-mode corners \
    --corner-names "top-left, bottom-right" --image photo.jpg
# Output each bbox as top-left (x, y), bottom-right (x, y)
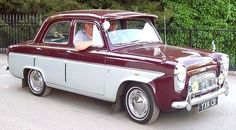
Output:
top-left (73, 20), bottom-right (105, 48)
top-left (42, 21), bottom-right (71, 45)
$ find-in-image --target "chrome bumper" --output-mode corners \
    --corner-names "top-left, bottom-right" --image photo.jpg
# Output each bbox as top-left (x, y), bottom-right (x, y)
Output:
top-left (171, 81), bottom-right (229, 111)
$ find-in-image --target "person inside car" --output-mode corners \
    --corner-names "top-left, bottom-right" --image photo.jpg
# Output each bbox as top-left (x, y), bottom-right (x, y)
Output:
top-left (74, 21), bottom-right (118, 51)
top-left (108, 21), bottom-right (118, 32)
top-left (73, 23), bottom-right (93, 51)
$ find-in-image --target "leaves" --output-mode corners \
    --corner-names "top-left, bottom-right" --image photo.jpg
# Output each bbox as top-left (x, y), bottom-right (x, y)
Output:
top-left (0, 0), bottom-right (235, 69)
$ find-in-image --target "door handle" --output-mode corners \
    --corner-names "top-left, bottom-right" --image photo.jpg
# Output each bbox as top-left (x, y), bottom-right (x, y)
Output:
top-left (67, 50), bottom-right (72, 53)
top-left (67, 50), bottom-right (77, 53)
top-left (36, 47), bottom-right (42, 50)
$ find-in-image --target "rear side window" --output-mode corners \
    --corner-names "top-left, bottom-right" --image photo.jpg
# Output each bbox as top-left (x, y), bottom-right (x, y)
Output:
top-left (44, 21), bottom-right (70, 44)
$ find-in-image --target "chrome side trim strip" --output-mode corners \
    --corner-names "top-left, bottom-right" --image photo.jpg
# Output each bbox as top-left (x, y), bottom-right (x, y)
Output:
top-left (34, 45), bottom-right (77, 51)
top-left (107, 52), bottom-right (163, 63)
top-left (9, 52), bottom-right (163, 76)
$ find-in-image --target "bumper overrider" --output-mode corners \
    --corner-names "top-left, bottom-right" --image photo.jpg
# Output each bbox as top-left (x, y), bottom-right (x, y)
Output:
top-left (171, 81), bottom-right (229, 111)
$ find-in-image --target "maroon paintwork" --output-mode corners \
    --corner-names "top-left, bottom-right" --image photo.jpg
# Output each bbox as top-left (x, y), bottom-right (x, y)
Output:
top-left (8, 10), bottom-right (224, 112)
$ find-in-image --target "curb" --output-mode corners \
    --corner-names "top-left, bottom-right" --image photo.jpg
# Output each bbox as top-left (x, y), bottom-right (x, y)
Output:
top-left (229, 71), bottom-right (236, 76)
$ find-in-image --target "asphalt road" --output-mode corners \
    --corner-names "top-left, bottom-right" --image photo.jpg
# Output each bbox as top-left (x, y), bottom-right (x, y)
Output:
top-left (0, 54), bottom-right (236, 130)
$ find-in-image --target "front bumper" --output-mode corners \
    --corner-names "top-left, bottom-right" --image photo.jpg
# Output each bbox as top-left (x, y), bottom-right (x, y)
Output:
top-left (171, 81), bottom-right (229, 111)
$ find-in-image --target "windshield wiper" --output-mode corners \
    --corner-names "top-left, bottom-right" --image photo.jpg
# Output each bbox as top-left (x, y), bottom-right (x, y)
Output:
top-left (113, 42), bottom-right (136, 46)
top-left (113, 40), bottom-right (154, 46)
top-left (130, 40), bottom-right (140, 43)
top-left (131, 40), bottom-right (152, 45)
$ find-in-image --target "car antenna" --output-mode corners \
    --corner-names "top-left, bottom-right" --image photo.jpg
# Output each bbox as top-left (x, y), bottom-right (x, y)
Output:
top-left (153, 11), bottom-right (167, 62)
top-left (164, 12), bottom-right (167, 46)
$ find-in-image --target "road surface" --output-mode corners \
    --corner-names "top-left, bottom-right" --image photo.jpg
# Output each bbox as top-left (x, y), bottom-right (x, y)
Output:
top-left (0, 54), bottom-right (235, 130)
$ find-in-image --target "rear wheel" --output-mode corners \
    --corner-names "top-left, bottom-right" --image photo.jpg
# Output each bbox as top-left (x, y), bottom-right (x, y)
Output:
top-left (27, 69), bottom-right (51, 96)
top-left (125, 83), bottom-right (159, 124)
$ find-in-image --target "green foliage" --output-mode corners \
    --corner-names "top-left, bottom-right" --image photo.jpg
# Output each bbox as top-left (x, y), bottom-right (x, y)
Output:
top-left (165, 0), bottom-right (235, 30)
top-left (0, 0), bottom-right (235, 29)
top-left (163, 0), bottom-right (236, 69)
top-left (0, 0), bottom-right (235, 69)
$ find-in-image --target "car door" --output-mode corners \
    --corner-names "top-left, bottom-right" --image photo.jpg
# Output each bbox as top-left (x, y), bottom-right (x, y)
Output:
top-left (35, 20), bottom-right (71, 87)
top-left (66, 21), bottom-right (107, 95)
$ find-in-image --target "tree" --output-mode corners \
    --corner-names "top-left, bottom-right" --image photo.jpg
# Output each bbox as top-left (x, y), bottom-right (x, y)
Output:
top-left (164, 0), bottom-right (235, 30)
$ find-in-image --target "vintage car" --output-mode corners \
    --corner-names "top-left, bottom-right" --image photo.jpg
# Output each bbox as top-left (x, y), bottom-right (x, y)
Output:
top-left (7, 10), bottom-right (229, 124)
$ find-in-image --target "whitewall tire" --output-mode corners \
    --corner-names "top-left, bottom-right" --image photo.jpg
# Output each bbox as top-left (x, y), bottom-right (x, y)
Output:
top-left (125, 83), bottom-right (160, 124)
top-left (27, 69), bottom-right (51, 96)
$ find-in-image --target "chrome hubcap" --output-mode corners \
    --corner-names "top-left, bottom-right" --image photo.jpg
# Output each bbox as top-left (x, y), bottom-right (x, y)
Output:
top-left (29, 70), bottom-right (44, 93)
top-left (127, 87), bottom-right (150, 119)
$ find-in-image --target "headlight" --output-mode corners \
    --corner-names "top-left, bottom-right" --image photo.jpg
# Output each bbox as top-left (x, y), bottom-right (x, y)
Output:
top-left (174, 63), bottom-right (187, 93)
top-left (218, 54), bottom-right (229, 85)
top-left (189, 80), bottom-right (199, 93)
top-left (220, 55), bottom-right (229, 76)
top-left (175, 63), bottom-right (187, 81)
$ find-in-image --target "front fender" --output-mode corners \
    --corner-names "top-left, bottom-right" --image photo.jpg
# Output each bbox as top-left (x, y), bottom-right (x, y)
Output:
top-left (104, 66), bottom-right (164, 102)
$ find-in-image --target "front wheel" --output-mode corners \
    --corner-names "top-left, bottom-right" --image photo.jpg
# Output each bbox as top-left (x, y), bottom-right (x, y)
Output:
top-left (27, 69), bottom-right (51, 96)
top-left (125, 83), bottom-right (159, 124)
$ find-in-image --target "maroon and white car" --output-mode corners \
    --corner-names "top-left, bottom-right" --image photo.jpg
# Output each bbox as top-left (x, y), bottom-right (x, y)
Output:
top-left (8, 10), bottom-right (229, 124)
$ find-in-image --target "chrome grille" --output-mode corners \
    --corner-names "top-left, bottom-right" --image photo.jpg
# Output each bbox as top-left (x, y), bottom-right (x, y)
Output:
top-left (189, 71), bottom-right (217, 93)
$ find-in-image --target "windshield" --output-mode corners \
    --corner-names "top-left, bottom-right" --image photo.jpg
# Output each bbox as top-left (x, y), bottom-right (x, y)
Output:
top-left (107, 19), bottom-right (162, 46)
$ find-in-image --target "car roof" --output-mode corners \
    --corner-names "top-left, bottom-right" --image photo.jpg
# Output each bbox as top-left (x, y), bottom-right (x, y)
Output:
top-left (51, 9), bottom-right (158, 20)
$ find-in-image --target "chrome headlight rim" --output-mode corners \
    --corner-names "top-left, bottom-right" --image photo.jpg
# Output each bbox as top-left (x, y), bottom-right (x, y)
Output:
top-left (174, 63), bottom-right (187, 93)
top-left (220, 54), bottom-right (229, 76)
top-left (174, 63), bottom-right (187, 82)
top-left (218, 54), bottom-right (229, 85)
top-left (218, 73), bottom-right (225, 85)
top-left (221, 55), bottom-right (229, 69)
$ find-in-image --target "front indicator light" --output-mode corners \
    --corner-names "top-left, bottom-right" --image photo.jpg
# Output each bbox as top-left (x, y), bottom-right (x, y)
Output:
top-left (191, 81), bottom-right (199, 93)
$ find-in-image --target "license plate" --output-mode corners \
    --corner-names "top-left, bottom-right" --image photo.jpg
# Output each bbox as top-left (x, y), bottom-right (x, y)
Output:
top-left (198, 97), bottom-right (218, 112)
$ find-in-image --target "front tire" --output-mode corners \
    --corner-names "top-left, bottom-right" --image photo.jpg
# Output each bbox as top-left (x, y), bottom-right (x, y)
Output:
top-left (125, 83), bottom-right (159, 124)
top-left (27, 69), bottom-right (51, 96)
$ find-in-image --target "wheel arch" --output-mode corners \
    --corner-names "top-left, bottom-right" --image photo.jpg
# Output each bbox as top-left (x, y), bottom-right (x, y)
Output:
top-left (23, 66), bottom-right (46, 82)
top-left (22, 68), bottom-right (31, 88)
top-left (112, 80), bottom-right (156, 112)
top-left (116, 80), bottom-right (156, 100)
top-left (115, 75), bottom-right (159, 101)
top-left (24, 66), bottom-right (52, 96)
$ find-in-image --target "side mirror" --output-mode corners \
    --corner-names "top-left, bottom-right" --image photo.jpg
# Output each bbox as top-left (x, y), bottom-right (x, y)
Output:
top-left (102, 21), bottom-right (110, 31)
top-left (154, 47), bottom-right (161, 56)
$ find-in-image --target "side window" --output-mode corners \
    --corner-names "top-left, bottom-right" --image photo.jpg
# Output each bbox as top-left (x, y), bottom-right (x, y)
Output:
top-left (74, 22), bottom-right (103, 48)
top-left (44, 21), bottom-right (70, 44)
